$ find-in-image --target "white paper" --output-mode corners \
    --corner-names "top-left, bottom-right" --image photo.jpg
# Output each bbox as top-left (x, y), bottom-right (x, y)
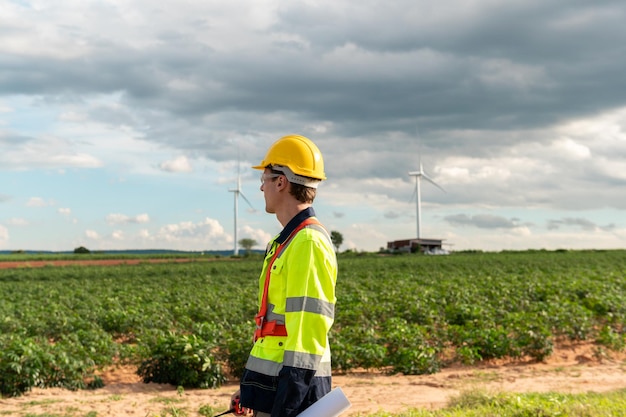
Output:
top-left (296, 387), bottom-right (351, 417)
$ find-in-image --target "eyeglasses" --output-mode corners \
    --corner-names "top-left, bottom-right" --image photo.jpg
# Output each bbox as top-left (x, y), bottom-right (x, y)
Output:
top-left (260, 173), bottom-right (281, 184)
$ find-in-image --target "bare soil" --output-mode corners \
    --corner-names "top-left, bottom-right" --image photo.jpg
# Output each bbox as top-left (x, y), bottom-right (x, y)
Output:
top-left (2, 344), bottom-right (625, 416)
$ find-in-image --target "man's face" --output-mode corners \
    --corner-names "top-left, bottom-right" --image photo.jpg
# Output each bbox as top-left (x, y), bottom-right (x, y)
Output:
top-left (260, 168), bottom-right (282, 213)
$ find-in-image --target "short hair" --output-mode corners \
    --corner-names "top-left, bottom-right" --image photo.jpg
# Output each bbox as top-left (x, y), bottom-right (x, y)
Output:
top-left (289, 182), bottom-right (317, 203)
top-left (269, 166), bottom-right (317, 203)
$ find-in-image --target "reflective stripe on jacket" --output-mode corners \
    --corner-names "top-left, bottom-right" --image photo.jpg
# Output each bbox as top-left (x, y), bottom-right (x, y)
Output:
top-left (240, 208), bottom-right (337, 417)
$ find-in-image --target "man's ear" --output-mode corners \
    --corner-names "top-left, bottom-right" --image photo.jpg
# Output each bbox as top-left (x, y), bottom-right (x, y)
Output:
top-left (276, 175), bottom-right (289, 190)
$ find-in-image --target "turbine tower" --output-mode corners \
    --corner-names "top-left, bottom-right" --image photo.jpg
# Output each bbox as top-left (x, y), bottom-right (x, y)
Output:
top-left (409, 161), bottom-right (445, 240)
top-left (228, 162), bottom-right (253, 255)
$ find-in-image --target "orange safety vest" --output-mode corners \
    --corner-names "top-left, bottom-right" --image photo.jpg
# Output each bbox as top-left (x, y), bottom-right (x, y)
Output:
top-left (253, 217), bottom-right (321, 342)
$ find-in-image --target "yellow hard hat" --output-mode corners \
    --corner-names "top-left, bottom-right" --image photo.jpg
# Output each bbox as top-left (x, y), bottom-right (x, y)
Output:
top-left (252, 134), bottom-right (326, 180)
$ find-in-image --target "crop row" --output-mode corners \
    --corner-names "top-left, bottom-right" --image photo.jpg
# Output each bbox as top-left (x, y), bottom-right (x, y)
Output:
top-left (1, 250), bottom-right (625, 397)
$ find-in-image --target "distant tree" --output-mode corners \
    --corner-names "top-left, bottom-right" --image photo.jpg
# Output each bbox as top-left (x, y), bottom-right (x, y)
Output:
top-left (330, 231), bottom-right (343, 252)
top-left (238, 238), bottom-right (258, 255)
top-left (74, 246), bottom-right (91, 254)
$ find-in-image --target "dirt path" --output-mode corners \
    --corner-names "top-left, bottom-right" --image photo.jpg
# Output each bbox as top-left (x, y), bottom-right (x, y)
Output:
top-left (2, 344), bottom-right (625, 416)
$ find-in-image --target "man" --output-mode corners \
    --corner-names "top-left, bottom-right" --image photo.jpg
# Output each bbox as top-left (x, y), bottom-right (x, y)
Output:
top-left (232, 134), bottom-right (338, 417)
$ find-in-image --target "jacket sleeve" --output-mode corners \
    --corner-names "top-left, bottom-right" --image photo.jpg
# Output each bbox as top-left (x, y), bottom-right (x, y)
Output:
top-left (271, 234), bottom-right (337, 417)
top-left (271, 366), bottom-right (316, 417)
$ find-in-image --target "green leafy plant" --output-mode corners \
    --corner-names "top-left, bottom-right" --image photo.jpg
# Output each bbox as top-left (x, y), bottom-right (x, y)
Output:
top-left (597, 325), bottom-right (626, 351)
top-left (2, 249), bottom-right (626, 396)
top-left (382, 318), bottom-right (441, 375)
top-left (137, 331), bottom-right (227, 388)
top-left (198, 404), bottom-right (217, 416)
top-left (0, 335), bottom-right (97, 397)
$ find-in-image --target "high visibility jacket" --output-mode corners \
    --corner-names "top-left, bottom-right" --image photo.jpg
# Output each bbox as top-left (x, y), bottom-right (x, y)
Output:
top-left (240, 207), bottom-right (337, 417)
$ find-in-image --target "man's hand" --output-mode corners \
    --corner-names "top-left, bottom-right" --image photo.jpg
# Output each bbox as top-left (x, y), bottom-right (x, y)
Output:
top-left (230, 390), bottom-right (253, 416)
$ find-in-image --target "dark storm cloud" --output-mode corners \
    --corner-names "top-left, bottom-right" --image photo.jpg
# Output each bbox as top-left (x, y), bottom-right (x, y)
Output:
top-left (275, 0), bottom-right (626, 58)
top-left (2, 1), bottom-right (624, 148)
top-left (2, 1), bottom-right (625, 203)
top-left (268, 1), bottom-right (626, 129)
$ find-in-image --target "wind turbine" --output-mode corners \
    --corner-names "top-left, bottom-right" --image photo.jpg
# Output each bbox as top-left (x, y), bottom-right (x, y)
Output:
top-left (229, 162), bottom-right (254, 255)
top-left (409, 161), bottom-right (445, 240)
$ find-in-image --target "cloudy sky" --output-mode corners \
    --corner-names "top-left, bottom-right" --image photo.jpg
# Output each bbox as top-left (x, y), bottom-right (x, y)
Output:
top-left (1, 0), bottom-right (625, 253)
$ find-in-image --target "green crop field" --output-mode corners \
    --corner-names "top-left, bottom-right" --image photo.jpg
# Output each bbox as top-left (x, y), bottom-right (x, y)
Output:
top-left (1, 250), bottom-right (625, 399)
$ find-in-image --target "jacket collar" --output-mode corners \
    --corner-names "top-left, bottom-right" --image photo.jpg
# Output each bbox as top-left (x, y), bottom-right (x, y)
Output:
top-left (276, 207), bottom-right (316, 244)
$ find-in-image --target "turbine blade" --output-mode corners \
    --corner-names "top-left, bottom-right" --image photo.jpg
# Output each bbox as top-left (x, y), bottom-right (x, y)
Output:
top-left (240, 191), bottom-right (254, 209)
top-left (421, 174), bottom-right (446, 193)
